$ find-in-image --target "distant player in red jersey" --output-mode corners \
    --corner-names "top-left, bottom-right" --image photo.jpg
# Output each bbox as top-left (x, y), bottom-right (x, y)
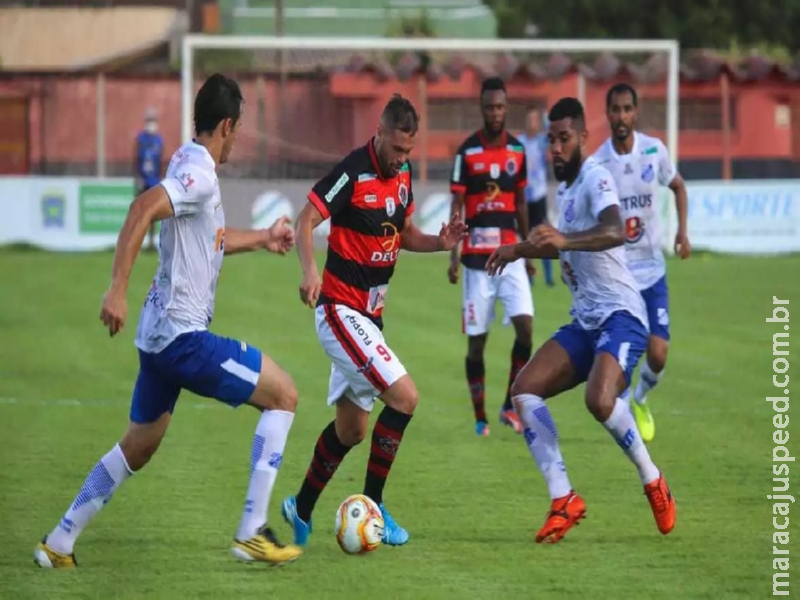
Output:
top-left (282, 94), bottom-right (468, 548)
top-left (448, 77), bottom-right (535, 437)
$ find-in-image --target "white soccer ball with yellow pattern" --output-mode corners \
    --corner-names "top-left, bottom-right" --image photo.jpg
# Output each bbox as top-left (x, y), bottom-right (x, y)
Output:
top-left (334, 494), bottom-right (384, 554)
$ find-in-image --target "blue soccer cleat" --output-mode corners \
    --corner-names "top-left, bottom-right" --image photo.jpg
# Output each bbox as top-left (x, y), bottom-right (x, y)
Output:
top-left (475, 421), bottom-right (490, 436)
top-left (281, 495), bottom-right (312, 546)
top-left (379, 503), bottom-right (409, 546)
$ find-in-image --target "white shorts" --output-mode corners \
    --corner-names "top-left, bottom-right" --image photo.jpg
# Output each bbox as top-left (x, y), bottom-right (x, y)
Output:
top-left (462, 259), bottom-right (534, 336)
top-left (315, 303), bottom-right (408, 413)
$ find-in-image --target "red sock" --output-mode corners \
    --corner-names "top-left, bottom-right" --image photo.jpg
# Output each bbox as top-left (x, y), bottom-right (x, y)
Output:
top-left (503, 341), bottom-right (532, 410)
top-left (466, 357), bottom-right (487, 422)
top-left (363, 406), bottom-right (412, 505)
top-left (296, 421), bottom-right (352, 521)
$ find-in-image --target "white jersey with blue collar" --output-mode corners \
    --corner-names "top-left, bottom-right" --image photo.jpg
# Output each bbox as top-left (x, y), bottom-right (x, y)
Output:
top-left (592, 131), bottom-right (677, 290)
top-left (135, 141), bottom-right (225, 354)
top-left (555, 157), bottom-right (649, 331)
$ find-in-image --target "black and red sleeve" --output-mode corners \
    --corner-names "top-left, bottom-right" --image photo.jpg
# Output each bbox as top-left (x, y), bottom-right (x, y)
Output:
top-left (449, 143), bottom-right (468, 195)
top-left (308, 159), bottom-right (356, 219)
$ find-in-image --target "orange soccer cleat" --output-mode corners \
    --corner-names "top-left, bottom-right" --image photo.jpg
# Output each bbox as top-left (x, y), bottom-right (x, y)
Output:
top-left (644, 472), bottom-right (676, 535)
top-left (499, 408), bottom-right (523, 434)
top-left (535, 491), bottom-right (586, 544)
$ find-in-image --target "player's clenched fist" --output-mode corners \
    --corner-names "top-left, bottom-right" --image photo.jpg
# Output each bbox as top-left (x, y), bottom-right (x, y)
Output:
top-left (100, 289), bottom-right (127, 337)
top-left (674, 231), bottom-right (691, 259)
top-left (299, 270), bottom-right (322, 309)
top-left (266, 216), bottom-right (296, 255)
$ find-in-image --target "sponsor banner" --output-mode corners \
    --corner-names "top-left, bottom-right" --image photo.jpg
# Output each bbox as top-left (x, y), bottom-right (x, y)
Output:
top-left (1, 176), bottom-right (798, 254)
top-left (687, 180), bottom-right (800, 254)
top-left (0, 177), bottom-right (153, 250)
top-left (78, 181), bottom-right (136, 234)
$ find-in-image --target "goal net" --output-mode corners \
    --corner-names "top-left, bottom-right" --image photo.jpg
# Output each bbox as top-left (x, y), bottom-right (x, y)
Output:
top-left (180, 35), bottom-right (680, 249)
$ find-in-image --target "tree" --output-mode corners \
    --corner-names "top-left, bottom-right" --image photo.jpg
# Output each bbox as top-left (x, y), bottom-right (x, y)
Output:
top-left (482, 0), bottom-right (800, 53)
top-left (383, 10), bottom-right (436, 38)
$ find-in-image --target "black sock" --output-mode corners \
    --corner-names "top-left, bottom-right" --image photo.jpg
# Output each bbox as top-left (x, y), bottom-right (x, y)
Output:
top-left (503, 340), bottom-right (532, 410)
top-left (466, 357), bottom-right (487, 422)
top-left (363, 406), bottom-right (413, 505)
top-left (295, 421), bottom-right (352, 522)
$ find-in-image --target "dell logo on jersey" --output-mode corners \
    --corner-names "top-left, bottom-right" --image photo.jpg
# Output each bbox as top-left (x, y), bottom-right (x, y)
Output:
top-left (620, 194), bottom-right (653, 210)
top-left (477, 200), bottom-right (504, 213)
top-left (371, 249), bottom-right (399, 263)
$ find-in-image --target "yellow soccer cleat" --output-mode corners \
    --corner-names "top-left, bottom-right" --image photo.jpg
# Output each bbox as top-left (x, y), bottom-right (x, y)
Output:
top-left (231, 525), bottom-right (302, 566)
top-left (33, 538), bottom-right (77, 569)
top-left (632, 401), bottom-right (656, 443)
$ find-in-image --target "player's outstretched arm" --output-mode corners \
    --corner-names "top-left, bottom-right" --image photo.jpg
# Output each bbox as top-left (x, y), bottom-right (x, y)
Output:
top-left (222, 228), bottom-right (268, 255)
top-left (100, 186), bottom-right (175, 336)
top-left (486, 239), bottom-right (558, 276)
top-left (528, 206), bottom-right (625, 253)
top-left (224, 217), bottom-right (295, 256)
top-left (400, 213), bottom-right (468, 253)
top-left (564, 205), bottom-right (625, 251)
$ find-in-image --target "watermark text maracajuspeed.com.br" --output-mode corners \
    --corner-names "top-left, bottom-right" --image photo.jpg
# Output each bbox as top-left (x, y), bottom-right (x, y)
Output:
top-left (768, 296), bottom-right (791, 596)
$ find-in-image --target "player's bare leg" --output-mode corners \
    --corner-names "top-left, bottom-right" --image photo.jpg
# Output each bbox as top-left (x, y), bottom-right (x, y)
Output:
top-left (585, 352), bottom-right (675, 535)
top-left (499, 314), bottom-right (532, 434)
top-left (630, 335), bottom-right (668, 442)
top-left (510, 340), bottom-right (586, 544)
top-left (465, 333), bottom-right (490, 435)
top-left (334, 395), bottom-right (371, 445)
top-left (35, 413), bottom-right (171, 568)
top-left (368, 374), bottom-right (419, 545)
top-left (232, 354), bottom-right (302, 566)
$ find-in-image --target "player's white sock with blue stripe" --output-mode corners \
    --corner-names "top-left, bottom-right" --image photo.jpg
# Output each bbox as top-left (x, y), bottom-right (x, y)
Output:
top-left (603, 397), bottom-right (659, 484)
top-left (633, 362), bottom-right (663, 405)
top-left (46, 443), bottom-right (133, 555)
top-left (235, 409), bottom-right (294, 541)
top-left (515, 394), bottom-right (572, 500)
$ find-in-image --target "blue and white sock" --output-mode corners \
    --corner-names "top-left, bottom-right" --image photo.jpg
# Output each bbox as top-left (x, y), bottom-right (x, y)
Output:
top-left (46, 443), bottom-right (133, 554)
top-left (235, 409), bottom-right (295, 541)
top-left (515, 394), bottom-right (572, 500)
top-left (602, 398), bottom-right (659, 484)
top-left (633, 362), bottom-right (663, 405)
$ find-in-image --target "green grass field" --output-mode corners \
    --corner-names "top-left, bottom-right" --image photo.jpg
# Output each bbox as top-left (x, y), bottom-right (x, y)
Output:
top-left (0, 248), bottom-right (796, 599)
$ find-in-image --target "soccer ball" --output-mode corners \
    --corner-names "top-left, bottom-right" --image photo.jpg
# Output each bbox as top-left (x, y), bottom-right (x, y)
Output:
top-left (334, 494), bottom-right (384, 554)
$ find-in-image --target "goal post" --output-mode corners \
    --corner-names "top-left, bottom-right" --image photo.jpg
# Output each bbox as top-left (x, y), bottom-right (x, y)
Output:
top-left (180, 34), bottom-right (680, 251)
top-left (181, 35), bottom-right (679, 160)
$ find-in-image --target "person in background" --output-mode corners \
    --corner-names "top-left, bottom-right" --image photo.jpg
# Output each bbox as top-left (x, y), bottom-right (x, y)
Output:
top-left (135, 109), bottom-right (164, 252)
top-left (518, 106), bottom-right (555, 287)
top-left (448, 78), bottom-right (533, 437)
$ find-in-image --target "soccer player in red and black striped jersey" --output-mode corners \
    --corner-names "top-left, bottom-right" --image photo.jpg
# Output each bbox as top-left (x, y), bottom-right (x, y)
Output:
top-left (281, 94), bottom-right (468, 548)
top-left (448, 77), bottom-right (536, 437)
